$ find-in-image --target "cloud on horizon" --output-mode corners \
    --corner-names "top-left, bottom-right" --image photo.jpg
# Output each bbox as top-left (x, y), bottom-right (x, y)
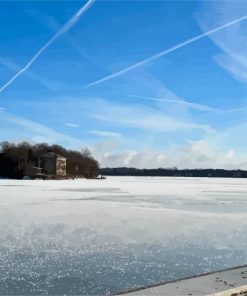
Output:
top-left (94, 139), bottom-right (247, 170)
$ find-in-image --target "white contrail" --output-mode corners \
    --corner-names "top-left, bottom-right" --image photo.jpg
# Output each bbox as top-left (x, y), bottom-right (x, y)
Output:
top-left (83, 14), bottom-right (247, 89)
top-left (130, 95), bottom-right (219, 112)
top-left (130, 94), bottom-right (247, 114)
top-left (0, 0), bottom-right (95, 94)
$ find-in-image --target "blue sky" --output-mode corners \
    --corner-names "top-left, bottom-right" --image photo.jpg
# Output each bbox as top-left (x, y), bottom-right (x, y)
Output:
top-left (1, 0), bottom-right (247, 168)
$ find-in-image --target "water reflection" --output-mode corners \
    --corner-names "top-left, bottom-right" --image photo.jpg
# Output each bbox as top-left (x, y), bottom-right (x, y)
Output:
top-left (0, 231), bottom-right (246, 295)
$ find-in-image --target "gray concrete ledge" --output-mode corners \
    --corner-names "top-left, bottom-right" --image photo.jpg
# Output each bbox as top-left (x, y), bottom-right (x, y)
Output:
top-left (119, 265), bottom-right (247, 295)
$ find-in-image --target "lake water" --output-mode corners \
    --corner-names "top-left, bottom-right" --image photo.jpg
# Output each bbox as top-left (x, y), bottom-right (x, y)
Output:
top-left (0, 177), bottom-right (247, 295)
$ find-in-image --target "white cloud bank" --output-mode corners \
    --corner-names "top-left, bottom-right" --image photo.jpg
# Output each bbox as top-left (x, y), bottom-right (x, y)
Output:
top-left (1, 106), bottom-right (247, 169)
top-left (94, 140), bottom-right (247, 170)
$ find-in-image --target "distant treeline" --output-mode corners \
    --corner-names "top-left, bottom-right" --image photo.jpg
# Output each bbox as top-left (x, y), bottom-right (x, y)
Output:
top-left (0, 141), bottom-right (99, 179)
top-left (100, 167), bottom-right (247, 178)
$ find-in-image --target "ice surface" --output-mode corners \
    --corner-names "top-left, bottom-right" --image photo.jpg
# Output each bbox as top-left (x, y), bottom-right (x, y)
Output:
top-left (0, 177), bottom-right (247, 295)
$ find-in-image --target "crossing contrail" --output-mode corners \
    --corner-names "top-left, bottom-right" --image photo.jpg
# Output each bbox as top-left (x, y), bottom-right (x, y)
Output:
top-left (0, 0), bottom-right (95, 94)
top-left (83, 14), bottom-right (247, 89)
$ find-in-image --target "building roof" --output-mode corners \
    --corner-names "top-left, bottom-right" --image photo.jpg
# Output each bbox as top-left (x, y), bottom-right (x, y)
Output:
top-left (41, 152), bottom-right (66, 160)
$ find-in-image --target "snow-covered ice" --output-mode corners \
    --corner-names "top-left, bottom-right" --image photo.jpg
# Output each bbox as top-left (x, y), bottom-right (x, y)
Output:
top-left (1, 176), bottom-right (247, 295)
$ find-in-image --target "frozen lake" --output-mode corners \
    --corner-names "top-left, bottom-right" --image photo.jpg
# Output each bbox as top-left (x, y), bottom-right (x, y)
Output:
top-left (0, 176), bottom-right (247, 295)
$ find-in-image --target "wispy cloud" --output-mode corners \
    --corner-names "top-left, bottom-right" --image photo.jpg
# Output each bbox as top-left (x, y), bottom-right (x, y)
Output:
top-left (65, 122), bottom-right (79, 128)
top-left (87, 98), bottom-right (215, 134)
top-left (197, 1), bottom-right (247, 84)
top-left (0, 0), bottom-right (95, 94)
top-left (88, 130), bottom-right (122, 138)
top-left (0, 111), bottom-right (84, 148)
top-left (82, 14), bottom-right (247, 89)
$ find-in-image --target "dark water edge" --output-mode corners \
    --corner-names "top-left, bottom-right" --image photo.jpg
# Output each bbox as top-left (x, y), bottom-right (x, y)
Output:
top-left (0, 241), bottom-right (246, 295)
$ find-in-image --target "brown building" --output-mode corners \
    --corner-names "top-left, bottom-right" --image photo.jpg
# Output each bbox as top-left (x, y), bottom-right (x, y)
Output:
top-left (41, 152), bottom-right (66, 177)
